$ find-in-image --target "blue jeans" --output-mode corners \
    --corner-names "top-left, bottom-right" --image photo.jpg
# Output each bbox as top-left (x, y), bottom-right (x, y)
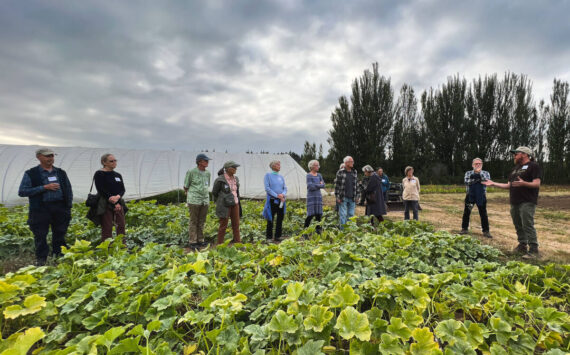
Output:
top-left (339, 199), bottom-right (356, 227)
top-left (404, 200), bottom-right (419, 220)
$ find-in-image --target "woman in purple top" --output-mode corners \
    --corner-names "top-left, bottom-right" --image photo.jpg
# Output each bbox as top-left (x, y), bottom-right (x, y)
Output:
top-left (304, 160), bottom-right (325, 234)
top-left (94, 153), bottom-right (126, 241)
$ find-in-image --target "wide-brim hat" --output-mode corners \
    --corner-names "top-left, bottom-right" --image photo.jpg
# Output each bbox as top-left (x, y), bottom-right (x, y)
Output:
top-left (223, 161), bottom-right (240, 169)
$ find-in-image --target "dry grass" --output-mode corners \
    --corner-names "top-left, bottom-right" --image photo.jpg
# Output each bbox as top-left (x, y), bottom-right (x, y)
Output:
top-left (324, 189), bottom-right (570, 264)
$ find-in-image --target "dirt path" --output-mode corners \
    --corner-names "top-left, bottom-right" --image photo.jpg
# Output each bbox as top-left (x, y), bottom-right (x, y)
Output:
top-left (324, 190), bottom-right (570, 263)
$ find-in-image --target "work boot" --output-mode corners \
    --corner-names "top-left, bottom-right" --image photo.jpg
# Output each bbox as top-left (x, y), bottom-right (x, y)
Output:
top-left (513, 243), bottom-right (528, 255)
top-left (522, 246), bottom-right (539, 259)
top-left (459, 229), bottom-right (469, 235)
top-left (483, 231), bottom-right (493, 238)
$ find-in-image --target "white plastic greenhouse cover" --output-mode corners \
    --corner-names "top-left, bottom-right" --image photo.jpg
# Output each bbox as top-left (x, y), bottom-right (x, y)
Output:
top-left (0, 144), bottom-right (308, 206)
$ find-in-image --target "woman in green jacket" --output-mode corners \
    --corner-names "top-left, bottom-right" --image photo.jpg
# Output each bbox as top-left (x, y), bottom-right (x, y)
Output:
top-left (212, 161), bottom-right (241, 245)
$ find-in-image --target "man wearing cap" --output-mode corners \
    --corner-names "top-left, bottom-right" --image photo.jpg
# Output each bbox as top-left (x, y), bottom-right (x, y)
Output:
top-left (460, 158), bottom-right (492, 238)
top-left (18, 148), bottom-right (73, 265)
top-left (184, 153), bottom-right (212, 249)
top-left (483, 146), bottom-right (542, 257)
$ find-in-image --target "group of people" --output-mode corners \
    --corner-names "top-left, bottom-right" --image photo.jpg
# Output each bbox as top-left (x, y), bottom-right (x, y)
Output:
top-left (460, 146), bottom-right (542, 257)
top-left (18, 146), bottom-right (542, 265)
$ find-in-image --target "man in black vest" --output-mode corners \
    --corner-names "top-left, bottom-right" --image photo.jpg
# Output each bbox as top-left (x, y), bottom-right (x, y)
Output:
top-left (18, 148), bottom-right (73, 265)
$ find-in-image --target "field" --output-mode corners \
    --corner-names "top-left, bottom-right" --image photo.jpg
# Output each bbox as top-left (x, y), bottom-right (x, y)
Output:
top-left (1, 194), bottom-right (569, 354)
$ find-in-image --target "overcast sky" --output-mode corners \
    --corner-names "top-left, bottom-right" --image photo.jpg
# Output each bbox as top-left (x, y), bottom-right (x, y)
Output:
top-left (1, 0), bottom-right (568, 154)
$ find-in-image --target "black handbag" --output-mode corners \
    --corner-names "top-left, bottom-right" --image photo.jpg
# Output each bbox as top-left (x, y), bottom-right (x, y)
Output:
top-left (85, 177), bottom-right (99, 208)
top-left (366, 191), bottom-right (376, 204)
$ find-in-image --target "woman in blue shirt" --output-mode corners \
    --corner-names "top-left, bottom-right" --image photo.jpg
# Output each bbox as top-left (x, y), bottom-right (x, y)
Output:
top-left (263, 160), bottom-right (287, 241)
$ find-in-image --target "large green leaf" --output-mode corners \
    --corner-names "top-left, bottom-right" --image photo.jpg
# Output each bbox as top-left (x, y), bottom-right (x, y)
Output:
top-left (268, 310), bottom-right (298, 334)
top-left (3, 294), bottom-right (46, 319)
top-left (334, 306), bottom-right (371, 341)
top-left (286, 282), bottom-right (305, 303)
top-left (0, 327), bottom-right (45, 355)
top-left (303, 305), bottom-right (333, 332)
top-left (379, 333), bottom-right (405, 354)
top-left (296, 339), bottom-right (325, 355)
top-left (328, 284), bottom-right (360, 308)
top-left (409, 327), bottom-right (440, 355)
top-left (387, 317), bottom-right (412, 340)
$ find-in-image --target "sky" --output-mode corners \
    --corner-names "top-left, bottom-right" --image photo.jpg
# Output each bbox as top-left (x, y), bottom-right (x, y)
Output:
top-left (0, 0), bottom-right (569, 154)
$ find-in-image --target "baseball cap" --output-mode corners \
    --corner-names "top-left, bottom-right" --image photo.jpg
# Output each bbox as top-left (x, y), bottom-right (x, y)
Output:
top-left (195, 153), bottom-right (211, 163)
top-left (510, 146), bottom-right (533, 156)
top-left (36, 148), bottom-right (56, 156)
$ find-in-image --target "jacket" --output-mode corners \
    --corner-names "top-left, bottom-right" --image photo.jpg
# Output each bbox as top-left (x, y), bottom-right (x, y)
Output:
top-left (402, 176), bottom-right (420, 201)
top-left (334, 168), bottom-right (358, 202)
top-left (212, 174), bottom-right (241, 218)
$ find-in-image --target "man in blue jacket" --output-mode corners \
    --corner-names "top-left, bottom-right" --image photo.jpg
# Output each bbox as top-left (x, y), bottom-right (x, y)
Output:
top-left (460, 158), bottom-right (492, 238)
top-left (18, 148), bottom-right (73, 265)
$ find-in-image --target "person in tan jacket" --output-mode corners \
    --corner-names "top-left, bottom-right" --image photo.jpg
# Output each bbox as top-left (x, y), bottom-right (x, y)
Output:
top-left (402, 166), bottom-right (420, 220)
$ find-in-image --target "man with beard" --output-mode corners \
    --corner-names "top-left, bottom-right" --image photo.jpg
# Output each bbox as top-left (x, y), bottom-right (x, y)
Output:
top-left (483, 147), bottom-right (542, 257)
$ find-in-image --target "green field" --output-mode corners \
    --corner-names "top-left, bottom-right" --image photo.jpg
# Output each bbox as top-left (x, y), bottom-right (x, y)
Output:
top-left (1, 201), bottom-right (569, 354)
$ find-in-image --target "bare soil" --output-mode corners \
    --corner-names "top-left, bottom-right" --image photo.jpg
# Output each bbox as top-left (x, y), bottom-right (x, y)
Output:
top-left (324, 190), bottom-right (570, 264)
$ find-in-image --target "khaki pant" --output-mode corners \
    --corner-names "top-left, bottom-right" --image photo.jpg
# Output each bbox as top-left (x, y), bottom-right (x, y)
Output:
top-left (188, 204), bottom-right (209, 244)
top-left (217, 204), bottom-right (240, 244)
top-left (510, 202), bottom-right (537, 246)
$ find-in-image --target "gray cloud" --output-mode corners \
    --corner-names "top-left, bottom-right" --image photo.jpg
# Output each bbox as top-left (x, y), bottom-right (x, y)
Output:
top-left (0, 0), bottom-right (569, 153)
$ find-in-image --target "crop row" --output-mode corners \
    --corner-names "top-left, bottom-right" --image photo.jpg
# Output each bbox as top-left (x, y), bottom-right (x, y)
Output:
top-left (1, 201), bottom-right (569, 354)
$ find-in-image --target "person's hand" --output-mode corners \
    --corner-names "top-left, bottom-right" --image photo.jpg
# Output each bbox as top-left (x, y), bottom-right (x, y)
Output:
top-left (337, 198), bottom-right (342, 204)
top-left (43, 183), bottom-right (60, 191)
top-left (114, 203), bottom-right (122, 211)
top-left (481, 180), bottom-right (493, 186)
top-left (277, 194), bottom-right (285, 202)
top-left (511, 177), bottom-right (525, 187)
top-left (109, 195), bottom-right (120, 204)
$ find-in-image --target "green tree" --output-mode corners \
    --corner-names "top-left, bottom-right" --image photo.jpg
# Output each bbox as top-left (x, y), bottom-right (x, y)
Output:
top-left (391, 84), bottom-right (426, 175)
top-left (300, 141), bottom-right (317, 171)
top-left (547, 79), bottom-right (569, 164)
top-left (328, 63), bottom-right (394, 169)
top-left (422, 75), bottom-right (468, 175)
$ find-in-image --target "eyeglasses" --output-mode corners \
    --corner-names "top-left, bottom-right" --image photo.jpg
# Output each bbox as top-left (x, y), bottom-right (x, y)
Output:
top-left (108, 160), bottom-right (117, 163)
top-left (473, 163), bottom-right (482, 165)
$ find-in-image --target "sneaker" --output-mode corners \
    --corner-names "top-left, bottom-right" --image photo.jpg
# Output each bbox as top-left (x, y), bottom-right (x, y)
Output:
top-left (528, 245), bottom-right (539, 255)
top-left (188, 243), bottom-right (201, 250)
top-left (483, 231), bottom-right (493, 238)
top-left (513, 243), bottom-right (528, 255)
top-left (459, 229), bottom-right (469, 235)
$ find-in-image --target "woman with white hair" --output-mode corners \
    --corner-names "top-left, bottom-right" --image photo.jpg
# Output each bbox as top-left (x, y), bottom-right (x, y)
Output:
top-left (262, 160), bottom-right (287, 241)
top-left (304, 160), bottom-right (325, 233)
top-left (362, 165), bottom-right (386, 224)
top-left (402, 166), bottom-right (420, 220)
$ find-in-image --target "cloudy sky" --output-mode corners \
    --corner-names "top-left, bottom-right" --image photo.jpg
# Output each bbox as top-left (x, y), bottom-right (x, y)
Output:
top-left (1, 1), bottom-right (568, 154)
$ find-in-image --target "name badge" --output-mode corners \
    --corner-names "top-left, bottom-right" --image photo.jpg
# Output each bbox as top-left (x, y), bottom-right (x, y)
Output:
top-left (48, 176), bottom-right (58, 182)
top-left (115, 177), bottom-right (121, 182)
top-left (411, 179), bottom-right (416, 183)
top-left (205, 181), bottom-right (209, 186)
top-left (522, 165), bottom-right (528, 170)
top-left (382, 179), bottom-right (386, 182)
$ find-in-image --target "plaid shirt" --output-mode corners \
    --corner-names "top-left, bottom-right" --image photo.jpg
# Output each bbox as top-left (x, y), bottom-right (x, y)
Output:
top-left (464, 170), bottom-right (490, 193)
top-left (334, 168), bottom-right (358, 201)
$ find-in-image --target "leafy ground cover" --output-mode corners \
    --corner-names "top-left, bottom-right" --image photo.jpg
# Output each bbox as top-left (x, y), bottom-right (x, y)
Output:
top-left (1, 201), bottom-right (569, 354)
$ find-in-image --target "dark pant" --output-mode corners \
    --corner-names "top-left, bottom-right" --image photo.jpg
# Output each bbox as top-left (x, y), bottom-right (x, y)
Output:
top-left (101, 205), bottom-right (126, 241)
top-left (266, 199), bottom-right (284, 239)
top-left (304, 214), bottom-right (322, 233)
top-left (404, 200), bottom-right (419, 220)
top-left (28, 202), bottom-right (71, 262)
top-left (510, 202), bottom-right (537, 246)
top-left (461, 198), bottom-right (489, 232)
top-left (218, 204), bottom-right (240, 244)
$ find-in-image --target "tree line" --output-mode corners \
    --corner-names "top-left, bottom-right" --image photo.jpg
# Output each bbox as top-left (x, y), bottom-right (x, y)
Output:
top-left (298, 63), bottom-right (570, 184)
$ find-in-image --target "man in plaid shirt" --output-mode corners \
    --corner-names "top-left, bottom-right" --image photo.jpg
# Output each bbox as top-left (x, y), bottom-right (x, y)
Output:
top-left (460, 157), bottom-right (492, 238)
top-left (335, 156), bottom-right (358, 228)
